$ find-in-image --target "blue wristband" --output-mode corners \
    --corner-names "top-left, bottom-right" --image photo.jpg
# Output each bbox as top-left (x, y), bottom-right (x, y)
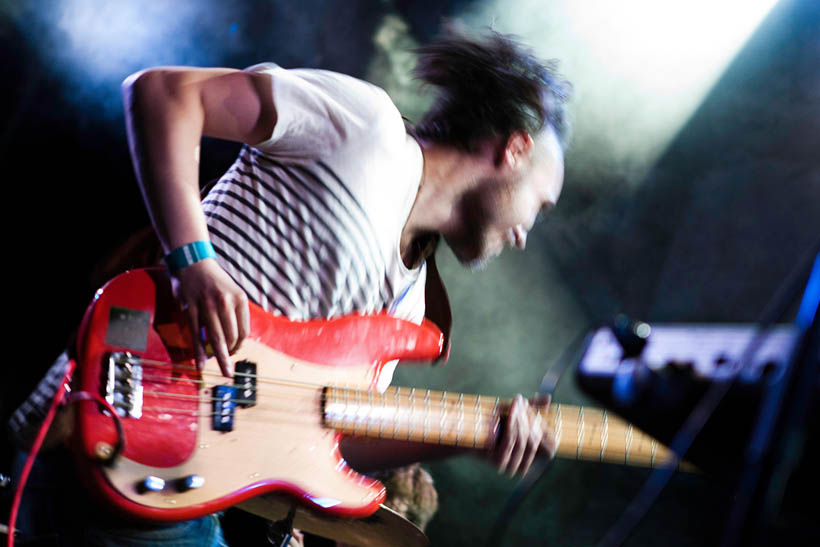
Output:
top-left (164, 241), bottom-right (216, 272)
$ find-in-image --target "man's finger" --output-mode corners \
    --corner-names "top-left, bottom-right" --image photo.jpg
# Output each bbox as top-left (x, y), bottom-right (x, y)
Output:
top-left (496, 396), bottom-right (521, 474)
top-left (531, 393), bottom-right (551, 409)
top-left (217, 294), bottom-right (239, 356)
top-left (201, 306), bottom-right (234, 377)
top-left (184, 304), bottom-right (207, 370)
top-left (496, 426), bottom-right (513, 474)
top-left (508, 396), bottom-right (529, 476)
top-left (541, 420), bottom-right (558, 459)
top-left (234, 292), bottom-right (250, 354)
top-left (520, 411), bottom-right (543, 476)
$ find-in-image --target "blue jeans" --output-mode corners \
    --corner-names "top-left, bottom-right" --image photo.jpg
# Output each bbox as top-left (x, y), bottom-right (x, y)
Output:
top-left (12, 449), bottom-right (227, 546)
top-left (83, 514), bottom-right (226, 547)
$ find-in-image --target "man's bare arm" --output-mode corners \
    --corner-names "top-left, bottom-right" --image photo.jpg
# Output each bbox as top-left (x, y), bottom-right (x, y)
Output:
top-left (122, 67), bottom-right (276, 376)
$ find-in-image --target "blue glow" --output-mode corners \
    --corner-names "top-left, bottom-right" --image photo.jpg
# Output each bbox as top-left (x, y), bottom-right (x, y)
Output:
top-left (796, 253), bottom-right (820, 330)
top-left (17, 0), bottom-right (248, 119)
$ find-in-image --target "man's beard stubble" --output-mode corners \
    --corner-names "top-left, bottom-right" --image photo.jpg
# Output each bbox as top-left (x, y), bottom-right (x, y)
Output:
top-left (445, 184), bottom-right (501, 270)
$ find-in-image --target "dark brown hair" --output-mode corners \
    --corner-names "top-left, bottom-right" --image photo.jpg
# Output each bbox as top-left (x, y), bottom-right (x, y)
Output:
top-left (414, 27), bottom-right (571, 152)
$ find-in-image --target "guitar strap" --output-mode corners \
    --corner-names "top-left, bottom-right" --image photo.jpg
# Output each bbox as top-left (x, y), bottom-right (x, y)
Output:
top-left (424, 251), bottom-right (452, 364)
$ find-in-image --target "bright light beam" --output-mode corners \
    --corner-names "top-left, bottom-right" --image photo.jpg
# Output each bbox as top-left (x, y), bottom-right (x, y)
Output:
top-left (459, 0), bottom-right (781, 182)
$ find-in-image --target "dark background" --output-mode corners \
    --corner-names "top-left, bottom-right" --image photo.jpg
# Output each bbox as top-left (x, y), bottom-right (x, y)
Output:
top-left (2, 0), bottom-right (818, 545)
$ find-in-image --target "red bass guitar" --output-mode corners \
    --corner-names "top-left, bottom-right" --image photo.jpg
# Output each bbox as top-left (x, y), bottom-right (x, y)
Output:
top-left (72, 268), bottom-right (682, 524)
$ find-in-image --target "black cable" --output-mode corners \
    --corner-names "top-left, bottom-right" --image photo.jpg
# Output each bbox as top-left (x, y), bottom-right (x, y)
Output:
top-left (597, 237), bottom-right (820, 547)
top-left (538, 326), bottom-right (600, 398)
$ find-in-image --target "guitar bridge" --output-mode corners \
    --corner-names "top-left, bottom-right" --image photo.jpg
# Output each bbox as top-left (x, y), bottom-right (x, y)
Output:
top-left (104, 352), bottom-right (144, 418)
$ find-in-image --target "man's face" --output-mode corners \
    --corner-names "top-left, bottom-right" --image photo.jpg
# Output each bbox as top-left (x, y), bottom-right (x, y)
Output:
top-left (444, 130), bottom-right (565, 269)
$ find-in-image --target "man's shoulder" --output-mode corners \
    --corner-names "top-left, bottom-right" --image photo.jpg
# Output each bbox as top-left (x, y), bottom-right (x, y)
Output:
top-left (250, 63), bottom-right (396, 115)
top-left (250, 64), bottom-right (406, 156)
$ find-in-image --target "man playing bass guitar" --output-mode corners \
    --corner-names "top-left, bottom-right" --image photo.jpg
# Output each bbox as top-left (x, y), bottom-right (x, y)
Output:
top-left (11, 27), bottom-right (569, 545)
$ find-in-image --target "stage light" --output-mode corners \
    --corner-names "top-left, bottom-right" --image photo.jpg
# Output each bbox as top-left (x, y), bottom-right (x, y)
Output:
top-left (19, 0), bottom-right (241, 118)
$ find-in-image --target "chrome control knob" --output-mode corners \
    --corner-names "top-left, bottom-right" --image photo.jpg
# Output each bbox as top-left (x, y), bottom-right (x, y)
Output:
top-left (137, 476), bottom-right (165, 493)
top-left (178, 474), bottom-right (205, 491)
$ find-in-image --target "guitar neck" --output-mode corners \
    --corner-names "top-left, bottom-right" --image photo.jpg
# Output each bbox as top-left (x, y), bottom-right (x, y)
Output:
top-left (323, 386), bottom-right (687, 470)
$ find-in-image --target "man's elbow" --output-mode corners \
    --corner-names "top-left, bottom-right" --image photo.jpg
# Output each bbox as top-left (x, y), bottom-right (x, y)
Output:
top-left (122, 68), bottom-right (183, 111)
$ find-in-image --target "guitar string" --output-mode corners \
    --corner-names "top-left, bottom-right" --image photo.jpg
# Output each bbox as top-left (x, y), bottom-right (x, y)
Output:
top-left (123, 388), bottom-right (650, 445)
top-left (122, 356), bottom-right (403, 392)
top-left (114, 372), bottom-right (635, 434)
top-left (104, 361), bottom-right (665, 461)
top-left (117, 357), bottom-right (530, 410)
top-left (109, 366), bottom-right (637, 438)
top-left (117, 376), bottom-right (507, 412)
top-left (127, 362), bottom-right (530, 412)
top-left (135, 402), bottom-right (647, 451)
top-left (134, 386), bottom-right (556, 423)
top-left (123, 362), bottom-right (516, 410)
top-left (137, 387), bottom-right (506, 420)
top-left (104, 382), bottom-right (664, 462)
top-left (121, 357), bottom-right (548, 421)
top-left (112, 380), bottom-right (513, 429)
top-left (117, 400), bottom-right (666, 464)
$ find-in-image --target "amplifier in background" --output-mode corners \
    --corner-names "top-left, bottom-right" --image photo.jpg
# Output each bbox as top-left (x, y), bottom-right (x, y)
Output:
top-left (576, 324), bottom-right (805, 477)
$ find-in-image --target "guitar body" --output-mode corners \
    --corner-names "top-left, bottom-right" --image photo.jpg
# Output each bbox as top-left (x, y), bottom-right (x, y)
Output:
top-left (72, 267), bottom-right (444, 523)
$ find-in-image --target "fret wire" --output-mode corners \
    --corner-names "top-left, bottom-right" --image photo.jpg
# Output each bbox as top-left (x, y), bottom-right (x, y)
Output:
top-left (651, 439), bottom-right (658, 468)
top-left (344, 387), bottom-right (350, 434)
top-left (379, 390), bottom-right (387, 439)
top-left (576, 406), bottom-right (585, 461)
top-left (600, 409), bottom-right (609, 462)
top-left (438, 391), bottom-right (447, 444)
top-left (366, 390), bottom-right (373, 436)
top-left (353, 389), bottom-right (360, 435)
top-left (351, 387), bottom-right (357, 434)
top-left (325, 386), bottom-right (332, 426)
top-left (394, 387), bottom-right (401, 441)
top-left (456, 393), bottom-right (464, 446)
top-left (423, 389), bottom-right (431, 442)
top-left (625, 423), bottom-right (634, 465)
top-left (473, 395), bottom-right (481, 448)
top-left (408, 388), bottom-right (416, 441)
top-left (491, 397), bottom-right (500, 449)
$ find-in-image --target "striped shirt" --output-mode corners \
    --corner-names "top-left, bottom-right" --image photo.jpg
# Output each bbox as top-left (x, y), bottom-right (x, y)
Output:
top-left (203, 64), bottom-right (427, 325)
top-left (10, 67), bottom-right (428, 445)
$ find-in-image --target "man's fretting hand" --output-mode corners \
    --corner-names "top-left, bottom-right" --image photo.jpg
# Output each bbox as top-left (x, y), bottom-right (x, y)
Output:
top-left (491, 394), bottom-right (556, 477)
top-left (170, 258), bottom-right (250, 377)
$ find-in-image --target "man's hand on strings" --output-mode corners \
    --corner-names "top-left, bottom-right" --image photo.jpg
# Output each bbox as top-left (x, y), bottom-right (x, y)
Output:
top-left (491, 394), bottom-right (556, 477)
top-left (171, 258), bottom-right (250, 377)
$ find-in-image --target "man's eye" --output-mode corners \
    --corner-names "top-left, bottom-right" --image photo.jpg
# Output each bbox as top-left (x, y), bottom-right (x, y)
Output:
top-left (534, 202), bottom-right (555, 225)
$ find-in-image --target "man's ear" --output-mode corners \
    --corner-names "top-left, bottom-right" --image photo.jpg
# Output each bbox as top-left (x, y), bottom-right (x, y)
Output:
top-left (500, 131), bottom-right (534, 170)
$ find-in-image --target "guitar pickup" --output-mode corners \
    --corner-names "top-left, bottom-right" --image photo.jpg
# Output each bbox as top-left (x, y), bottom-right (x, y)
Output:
top-left (233, 360), bottom-right (257, 408)
top-left (212, 385), bottom-right (236, 432)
